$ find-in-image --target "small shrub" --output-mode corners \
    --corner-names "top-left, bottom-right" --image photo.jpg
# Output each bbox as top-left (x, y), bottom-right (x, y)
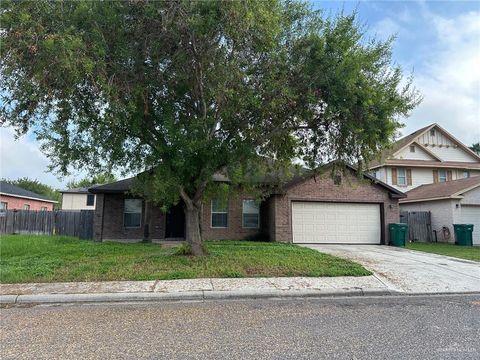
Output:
top-left (175, 243), bottom-right (193, 256)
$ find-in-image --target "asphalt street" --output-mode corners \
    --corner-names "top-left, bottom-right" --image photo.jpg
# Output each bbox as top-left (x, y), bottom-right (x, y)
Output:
top-left (1, 294), bottom-right (480, 360)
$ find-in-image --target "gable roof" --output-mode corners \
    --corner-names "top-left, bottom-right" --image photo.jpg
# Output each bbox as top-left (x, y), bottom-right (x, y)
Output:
top-left (401, 176), bottom-right (480, 203)
top-left (89, 178), bottom-right (135, 193)
top-left (0, 181), bottom-right (57, 203)
top-left (281, 163), bottom-right (406, 199)
top-left (369, 123), bottom-right (480, 168)
top-left (61, 185), bottom-right (100, 194)
top-left (90, 164), bottom-right (406, 199)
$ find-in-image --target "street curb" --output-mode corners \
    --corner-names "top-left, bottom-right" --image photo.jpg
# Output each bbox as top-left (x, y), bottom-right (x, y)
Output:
top-left (1, 288), bottom-right (398, 305)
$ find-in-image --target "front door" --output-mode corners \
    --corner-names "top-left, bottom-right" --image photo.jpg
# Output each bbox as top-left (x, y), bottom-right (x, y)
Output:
top-left (165, 203), bottom-right (185, 239)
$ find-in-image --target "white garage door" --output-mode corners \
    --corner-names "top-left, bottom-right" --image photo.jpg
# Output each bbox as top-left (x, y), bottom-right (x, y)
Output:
top-left (292, 202), bottom-right (381, 244)
top-left (461, 205), bottom-right (480, 245)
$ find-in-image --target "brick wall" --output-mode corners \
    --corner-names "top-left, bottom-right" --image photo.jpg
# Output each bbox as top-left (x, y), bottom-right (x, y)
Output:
top-left (0, 194), bottom-right (55, 211)
top-left (94, 193), bottom-right (165, 241)
top-left (269, 171), bottom-right (400, 244)
top-left (201, 191), bottom-right (263, 240)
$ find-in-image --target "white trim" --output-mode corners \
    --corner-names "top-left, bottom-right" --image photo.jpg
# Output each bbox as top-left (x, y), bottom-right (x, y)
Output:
top-left (400, 195), bottom-right (464, 203)
top-left (210, 199), bottom-right (228, 228)
top-left (0, 192), bottom-right (58, 203)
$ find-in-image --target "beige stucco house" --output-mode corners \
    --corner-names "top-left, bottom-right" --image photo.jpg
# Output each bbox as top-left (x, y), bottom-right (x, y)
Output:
top-left (400, 177), bottom-right (480, 245)
top-left (61, 187), bottom-right (96, 210)
top-left (368, 123), bottom-right (480, 192)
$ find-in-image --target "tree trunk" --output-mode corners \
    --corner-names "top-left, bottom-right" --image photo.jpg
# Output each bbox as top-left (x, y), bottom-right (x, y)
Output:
top-left (184, 205), bottom-right (204, 256)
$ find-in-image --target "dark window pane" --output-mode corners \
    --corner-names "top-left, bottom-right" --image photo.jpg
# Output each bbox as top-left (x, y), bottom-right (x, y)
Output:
top-left (212, 213), bottom-right (228, 228)
top-left (243, 214), bottom-right (259, 228)
top-left (124, 213), bottom-right (141, 228)
top-left (86, 194), bottom-right (95, 206)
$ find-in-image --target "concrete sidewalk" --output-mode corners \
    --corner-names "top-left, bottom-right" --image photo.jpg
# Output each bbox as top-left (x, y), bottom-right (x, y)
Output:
top-left (0, 275), bottom-right (395, 305)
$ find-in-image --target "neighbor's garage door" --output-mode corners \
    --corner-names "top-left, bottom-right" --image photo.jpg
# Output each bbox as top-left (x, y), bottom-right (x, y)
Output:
top-left (292, 202), bottom-right (381, 244)
top-left (461, 205), bottom-right (480, 245)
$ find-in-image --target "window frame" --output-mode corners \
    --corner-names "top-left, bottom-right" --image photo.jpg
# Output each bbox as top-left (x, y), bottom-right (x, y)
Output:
top-left (409, 145), bottom-right (415, 153)
top-left (40, 206), bottom-right (47, 211)
top-left (463, 171), bottom-right (470, 179)
top-left (397, 168), bottom-right (407, 186)
top-left (211, 199), bottom-right (228, 228)
top-left (0, 202), bottom-right (7, 210)
top-left (23, 204), bottom-right (30, 210)
top-left (123, 198), bottom-right (142, 229)
top-left (86, 194), bottom-right (95, 206)
top-left (438, 169), bottom-right (447, 183)
top-left (430, 129), bottom-right (435, 137)
top-left (242, 199), bottom-right (260, 229)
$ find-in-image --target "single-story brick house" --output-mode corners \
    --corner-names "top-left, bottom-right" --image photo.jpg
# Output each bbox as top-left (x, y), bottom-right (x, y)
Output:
top-left (400, 176), bottom-right (480, 245)
top-left (89, 165), bottom-right (405, 245)
top-left (0, 181), bottom-right (57, 211)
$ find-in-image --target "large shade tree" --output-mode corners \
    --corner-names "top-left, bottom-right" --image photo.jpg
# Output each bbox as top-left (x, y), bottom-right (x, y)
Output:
top-left (0, 0), bottom-right (420, 255)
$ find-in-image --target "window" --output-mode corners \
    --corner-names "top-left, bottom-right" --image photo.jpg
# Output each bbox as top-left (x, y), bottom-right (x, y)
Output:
top-left (409, 145), bottom-right (415, 153)
top-left (463, 171), bottom-right (470, 179)
top-left (40, 206), bottom-right (47, 211)
top-left (86, 194), bottom-right (95, 206)
top-left (211, 199), bottom-right (228, 228)
top-left (397, 168), bottom-right (407, 186)
top-left (242, 200), bottom-right (260, 228)
top-left (0, 202), bottom-right (7, 210)
top-left (23, 204), bottom-right (30, 210)
top-left (430, 129), bottom-right (435, 136)
top-left (438, 169), bottom-right (447, 182)
top-left (124, 199), bottom-right (142, 228)
top-left (371, 171), bottom-right (378, 179)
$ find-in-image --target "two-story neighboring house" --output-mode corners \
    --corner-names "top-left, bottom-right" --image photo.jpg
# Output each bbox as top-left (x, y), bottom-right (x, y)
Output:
top-left (368, 123), bottom-right (480, 192)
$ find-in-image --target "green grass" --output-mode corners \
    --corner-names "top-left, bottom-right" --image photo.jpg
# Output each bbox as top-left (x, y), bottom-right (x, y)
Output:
top-left (406, 242), bottom-right (480, 262)
top-left (0, 235), bottom-right (371, 283)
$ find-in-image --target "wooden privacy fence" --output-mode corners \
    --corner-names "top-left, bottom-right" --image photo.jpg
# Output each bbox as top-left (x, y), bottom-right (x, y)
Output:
top-left (0, 210), bottom-right (94, 240)
top-left (400, 211), bottom-right (432, 242)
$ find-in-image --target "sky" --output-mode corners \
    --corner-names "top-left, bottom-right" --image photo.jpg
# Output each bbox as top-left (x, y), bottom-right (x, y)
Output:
top-left (1, 0), bottom-right (479, 189)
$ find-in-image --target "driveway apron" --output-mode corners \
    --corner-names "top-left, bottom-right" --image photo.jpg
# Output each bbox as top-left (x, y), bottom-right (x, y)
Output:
top-left (303, 245), bottom-right (480, 293)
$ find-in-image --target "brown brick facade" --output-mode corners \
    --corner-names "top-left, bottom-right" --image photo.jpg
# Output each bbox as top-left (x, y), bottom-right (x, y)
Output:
top-left (268, 171), bottom-right (400, 244)
top-left (200, 192), bottom-right (264, 241)
top-left (93, 170), bottom-right (400, 243)
top-left (94, 192), bottom-right (264, 241)
top-left (94, 193), bottom-right (165, 241)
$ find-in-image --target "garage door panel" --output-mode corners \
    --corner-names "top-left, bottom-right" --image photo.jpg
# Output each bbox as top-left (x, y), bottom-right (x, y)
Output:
top-left (292, 202), bottom-right (381, 244)
top-left (461, 206), bottom-right (480, 245)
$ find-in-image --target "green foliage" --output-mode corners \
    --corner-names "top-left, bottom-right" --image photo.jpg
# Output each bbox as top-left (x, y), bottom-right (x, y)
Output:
top-left (0, 235), bottom-right (371, 283)
top-left (469, 142), bottom-right (480, 155)
top-left (0, 0), bottom-right (420, 214)
top-left (175, 243), bottom-right (193, 256)
top-left (2, 177), bottom-right (61, 207)
top-left (407, 242), bottom-right (480, 262)
top-left (66, 173), bottom-right (117, 189)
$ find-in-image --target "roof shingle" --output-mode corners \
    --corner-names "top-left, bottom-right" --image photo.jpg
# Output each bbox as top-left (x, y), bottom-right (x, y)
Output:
top-left (0, 181), bottom-right (57, 203)
top-left (401, 176), bottom-right (480, 203)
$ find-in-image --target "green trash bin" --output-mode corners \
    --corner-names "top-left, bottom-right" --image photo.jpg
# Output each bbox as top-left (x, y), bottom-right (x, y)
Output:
top-left (453, 224), bottom-right (474, 246)
top-left (389, 223), bottom-right (408, 247)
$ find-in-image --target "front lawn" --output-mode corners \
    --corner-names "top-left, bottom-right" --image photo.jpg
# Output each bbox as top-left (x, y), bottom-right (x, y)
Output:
top-left (0, 235), bottom-right (371, 283)
top-left (407, 242), bottom-right (480, 262)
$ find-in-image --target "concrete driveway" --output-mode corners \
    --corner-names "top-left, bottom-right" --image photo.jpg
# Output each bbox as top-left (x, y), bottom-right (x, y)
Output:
top-left (303, 245), bottom-right (480, 294)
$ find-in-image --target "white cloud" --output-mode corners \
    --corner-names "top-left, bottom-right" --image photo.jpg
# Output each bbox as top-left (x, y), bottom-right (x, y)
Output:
top-left (0, 128), bottom-right (83, 189)
top-left (401, 10), bottom-right (480, 145)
